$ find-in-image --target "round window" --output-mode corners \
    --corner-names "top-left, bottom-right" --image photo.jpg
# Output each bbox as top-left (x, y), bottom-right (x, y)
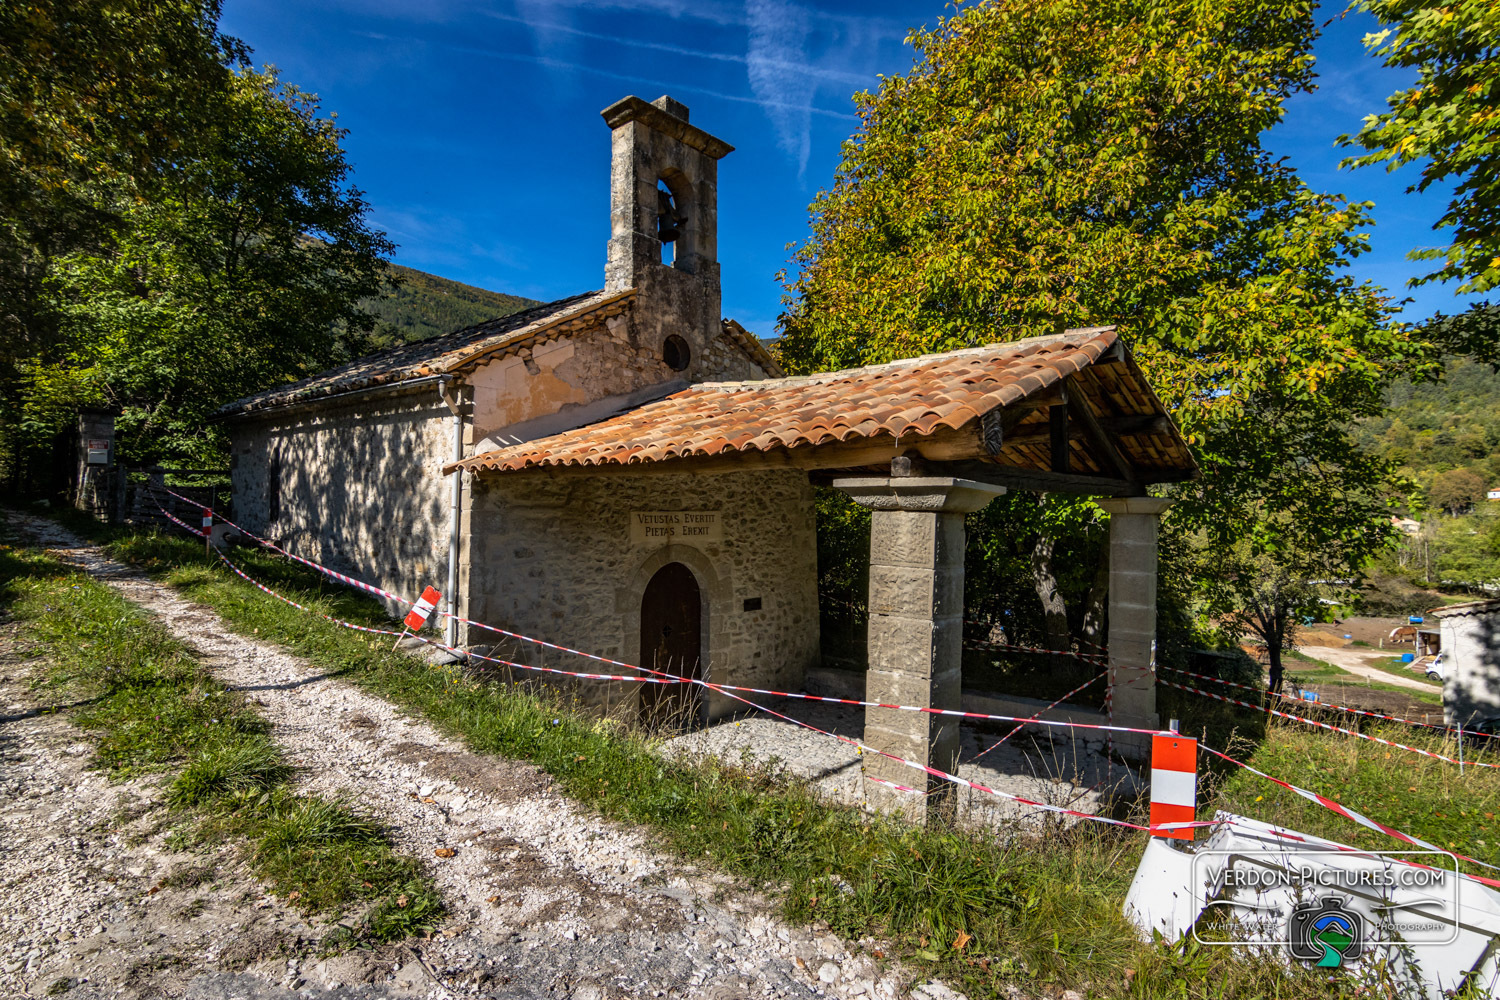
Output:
top-left (663, 334), bottom-right (691, 372)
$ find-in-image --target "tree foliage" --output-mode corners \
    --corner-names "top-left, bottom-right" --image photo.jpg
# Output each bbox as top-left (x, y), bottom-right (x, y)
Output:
top-left (1, 3), bottom-right (393, 469)
top-left (0, 0), bottom-right (243, 361)
top-left (1343, 0), bottom-right (1500, 296)
top-left (1209, 543), bottom-right (1330, 678)
top-left (777, 0), bottom-right (1425, 641)
top-left (1429, 468), bottom-right (1486, 515)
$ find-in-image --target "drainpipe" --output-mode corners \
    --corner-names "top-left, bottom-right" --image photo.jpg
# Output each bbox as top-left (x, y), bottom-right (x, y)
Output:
top-left (437, 377), bottom-right (464, 648)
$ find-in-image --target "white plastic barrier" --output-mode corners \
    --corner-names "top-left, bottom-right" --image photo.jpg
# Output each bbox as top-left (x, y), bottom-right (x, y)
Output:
top-left (1124, 811), bottom-right (1500, 998)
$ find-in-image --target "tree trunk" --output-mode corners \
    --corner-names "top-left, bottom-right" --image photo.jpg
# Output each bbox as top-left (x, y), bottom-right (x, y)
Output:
top-left (1031, 533), bottom-right (1071, 652)
top-left (1080, 546), bottom-right (1109, 649)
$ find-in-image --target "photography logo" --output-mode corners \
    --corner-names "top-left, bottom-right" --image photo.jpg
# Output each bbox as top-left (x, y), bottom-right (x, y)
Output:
top-left (1189, 848), bottom-right (1461, 956)
top-left (1287, 897), bottom-right (1363, 968)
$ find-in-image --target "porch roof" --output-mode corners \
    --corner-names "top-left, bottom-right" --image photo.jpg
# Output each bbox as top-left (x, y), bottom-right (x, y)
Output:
top-left (447, 327), bottom-right (1198, 495)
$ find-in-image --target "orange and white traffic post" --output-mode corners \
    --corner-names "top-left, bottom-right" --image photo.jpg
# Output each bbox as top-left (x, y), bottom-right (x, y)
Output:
top-left (201, 508), bottom-right (213, 555)
top-left (1149, 730), bottom-right (1198, 840)
top-left (395, 586), bottom-right (443, 648)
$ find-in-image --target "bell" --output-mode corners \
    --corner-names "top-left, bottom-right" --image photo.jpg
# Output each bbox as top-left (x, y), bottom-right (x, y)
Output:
top-left (657, 187), bottom-right (682, 243)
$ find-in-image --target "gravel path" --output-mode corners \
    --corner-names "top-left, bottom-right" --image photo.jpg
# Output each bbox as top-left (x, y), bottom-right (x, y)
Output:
top-left (3, 514), bottom-right (946, 1000)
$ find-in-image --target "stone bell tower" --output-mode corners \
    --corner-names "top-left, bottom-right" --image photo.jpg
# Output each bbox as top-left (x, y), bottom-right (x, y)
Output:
top-left (601, 95), bottom-right (734, 380)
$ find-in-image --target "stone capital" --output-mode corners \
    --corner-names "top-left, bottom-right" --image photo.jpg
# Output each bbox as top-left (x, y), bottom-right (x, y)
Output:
top-left (831, 477), bottom-right (1005, 514)
top-left (1097, 497), bottom-right (1175, 517)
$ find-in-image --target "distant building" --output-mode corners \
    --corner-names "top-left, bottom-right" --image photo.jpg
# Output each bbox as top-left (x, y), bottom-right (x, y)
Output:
top-left (1430, 600), bottom-right (1500, 728)
top-left (1487, 488), bottom-right (1500, 501)
top-left (1391, 516), bottom-right (1421, 535)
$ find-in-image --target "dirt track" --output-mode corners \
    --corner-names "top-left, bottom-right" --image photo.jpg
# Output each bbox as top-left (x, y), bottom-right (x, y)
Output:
top-left (1297, 644), bottom-right (1443, 694)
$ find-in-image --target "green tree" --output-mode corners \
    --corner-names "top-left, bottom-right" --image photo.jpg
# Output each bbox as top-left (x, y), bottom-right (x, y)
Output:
top-left (16, 68), bottom-right (393, 465)
top-left (1207, 542), bottom-right (1332, 688)
top-left (0, 0), bottom-right (244, 368)
top-left (1429, 467), bottom-right (1486, 515)
top-left (777, 0), bottom-right (1423, 636)
top-left (1424, 303), bottom-right (1500, 368)
top-left (1342, 0), bottom-right (1500, 296)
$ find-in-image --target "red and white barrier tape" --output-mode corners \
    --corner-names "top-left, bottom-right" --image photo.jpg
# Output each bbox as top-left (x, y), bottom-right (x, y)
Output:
top-left (157, 496), bottom-right (1499, 861)
top-left (156, 487), bottom-right (410, 606)
top-left (666, 678), bottom-right (1163, 737)
top-left (154, 510), bottom-right (1206, 837)
top-left (966, 672), bottom-right (1106, 763)
top-left (208, 544), bottom-right (693, 684)
top-left (963, 637), bottom-right (1109, 665)
top-left (210, 546), bottom-right (407, 638)
top-left (1160, 663), bottom-right (1478, 738)
top-left (153, 499), bottom-right (208, 539)
top-left (1199, 742), bottom-right (1500, 885)
top-left (1163, 678), bottom-right (1499, 770)
top-left (683, 665), bottom-right (1212, 838)
top-left (860, 774), bottom-right (1212, 835)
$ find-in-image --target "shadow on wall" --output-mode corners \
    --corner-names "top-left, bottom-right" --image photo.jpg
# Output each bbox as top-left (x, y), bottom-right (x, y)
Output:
top-left (246, 394), bottom-right (456, 614)
top-left (1450, 609), bottom-right (1500, 729)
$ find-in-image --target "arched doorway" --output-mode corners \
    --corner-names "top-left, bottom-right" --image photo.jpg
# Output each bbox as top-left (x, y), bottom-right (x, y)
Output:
top-left (638, 562), bottom-right (703, 729)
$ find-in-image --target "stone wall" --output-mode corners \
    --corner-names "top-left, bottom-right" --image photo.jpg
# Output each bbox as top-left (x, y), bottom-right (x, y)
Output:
top-left (228, 385), bottom-right (459, 617)
top-left (462, 469), bottom-right (820, 721)
top-left (467, 306), bottom-right (772, 455)
top-left (699, 326), bottom-right (769, 383)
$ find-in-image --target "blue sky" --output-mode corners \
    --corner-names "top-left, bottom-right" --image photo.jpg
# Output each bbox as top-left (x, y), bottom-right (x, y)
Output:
top-left (220, 0), bottom-right (1483, 339)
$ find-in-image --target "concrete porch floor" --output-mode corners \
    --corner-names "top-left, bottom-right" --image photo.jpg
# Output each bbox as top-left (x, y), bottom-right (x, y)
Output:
top-left (662, 700), bottom-right (1145, 835)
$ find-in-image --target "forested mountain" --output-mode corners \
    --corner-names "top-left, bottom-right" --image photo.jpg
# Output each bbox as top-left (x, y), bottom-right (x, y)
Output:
top-left (1356, 356), bottom-right (1500, 491)
top-left (1358, 356), bottom-right (1500, 595)
top-left (362, 265), bottom-right (538, 348)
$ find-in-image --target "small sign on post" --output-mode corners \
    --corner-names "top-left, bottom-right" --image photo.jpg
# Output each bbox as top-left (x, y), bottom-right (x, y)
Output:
top-left (404, 587), bottom-right (442, 632)
top-left (201, 509), bottom-right (213, 555)
top-left (395, 586), bottom-right (443, 649)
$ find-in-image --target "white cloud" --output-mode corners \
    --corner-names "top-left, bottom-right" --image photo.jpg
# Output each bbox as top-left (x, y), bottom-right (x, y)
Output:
top-left (746, 0), bottom-right (815, 175)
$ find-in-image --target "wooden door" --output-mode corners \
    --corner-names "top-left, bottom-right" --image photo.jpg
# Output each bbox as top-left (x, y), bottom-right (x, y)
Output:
top-left (638, 562), bottom-right (702, 729)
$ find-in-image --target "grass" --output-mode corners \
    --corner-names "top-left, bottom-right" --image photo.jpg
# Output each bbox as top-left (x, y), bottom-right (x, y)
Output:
top-left (0, 531), bottom-right (443, 945)
top-left (36, 519), bottom-right (1481, 997)
top-left (1366, 655), bottom-right (1446, 689)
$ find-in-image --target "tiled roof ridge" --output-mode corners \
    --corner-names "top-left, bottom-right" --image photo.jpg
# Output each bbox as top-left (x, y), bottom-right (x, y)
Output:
top-left (684, 326), bottom-right (1117, 393)
top-left (1431, 598), bottom-right (1500, 618)
top-left (436, 288), bottom-right (636, 374)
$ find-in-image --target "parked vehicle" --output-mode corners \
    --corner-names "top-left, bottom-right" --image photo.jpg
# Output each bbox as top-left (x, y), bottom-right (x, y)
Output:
top-left (1426, 652), bottom-right (1446, 683)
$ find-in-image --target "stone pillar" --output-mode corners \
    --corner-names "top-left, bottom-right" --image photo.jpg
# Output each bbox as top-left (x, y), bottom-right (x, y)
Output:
top-left (1097, 498), bottom-right (1174, 760)
top-left (74, 408), bottom-right (117, 520)
top-left (833, 477), bottom-right (1005, 823)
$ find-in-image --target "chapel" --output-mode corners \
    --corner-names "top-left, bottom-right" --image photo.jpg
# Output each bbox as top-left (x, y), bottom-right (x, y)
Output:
top-left (220, 95), bottom-right (1198, 812)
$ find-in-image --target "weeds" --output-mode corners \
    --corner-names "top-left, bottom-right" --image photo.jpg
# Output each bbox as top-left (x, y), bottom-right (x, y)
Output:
top-left (0, 533), bottom-right (442, 944)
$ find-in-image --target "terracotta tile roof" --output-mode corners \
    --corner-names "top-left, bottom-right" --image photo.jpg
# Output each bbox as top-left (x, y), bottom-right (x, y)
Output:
top-left (216, 289), bottom-right (634, 417)
top-left (449, 327), bottom-right (1196, 481)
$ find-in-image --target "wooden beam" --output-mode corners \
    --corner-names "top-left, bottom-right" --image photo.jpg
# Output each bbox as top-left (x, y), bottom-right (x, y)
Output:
top-left (1067, 392), bottom-right (1136, 484)
top-left (979, 409), bottom-right (1005, 455)
top-left (935, 461), bottom-right (1142, 497)
top-left (1049, 404), bottom-right (1070, 474)
top-left (1005, 412), bottom-right (1172, 446)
